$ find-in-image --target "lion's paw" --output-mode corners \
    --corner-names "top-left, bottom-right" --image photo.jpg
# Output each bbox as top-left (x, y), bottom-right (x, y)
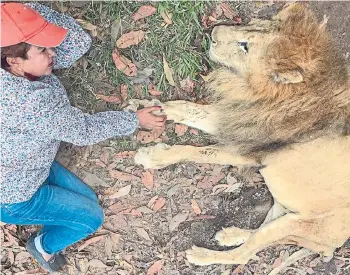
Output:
top-left (134, 143), bottom-right (175, 169)
top-left (215, 226), bottom-right (253, 246)
top-left (186, 246), bottom-right (221, 266)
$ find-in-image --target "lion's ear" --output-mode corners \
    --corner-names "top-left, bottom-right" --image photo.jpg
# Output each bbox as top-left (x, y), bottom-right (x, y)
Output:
top-left (272, 70), bottom-right (303, 84)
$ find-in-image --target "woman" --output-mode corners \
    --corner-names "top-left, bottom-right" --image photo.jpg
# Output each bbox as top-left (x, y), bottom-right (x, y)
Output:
top-left (0, 2), bottom-right (166, 273)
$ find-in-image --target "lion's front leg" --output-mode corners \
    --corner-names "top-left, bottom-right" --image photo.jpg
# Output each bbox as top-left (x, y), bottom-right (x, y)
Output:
top-left (163, 100), bottom-right (219, 134)
top-left (135, 144), bottom-right (257, 169)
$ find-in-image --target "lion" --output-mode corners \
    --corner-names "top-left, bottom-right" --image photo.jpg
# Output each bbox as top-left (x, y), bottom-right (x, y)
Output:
top-left (129, 3), bottom-right (350, 266)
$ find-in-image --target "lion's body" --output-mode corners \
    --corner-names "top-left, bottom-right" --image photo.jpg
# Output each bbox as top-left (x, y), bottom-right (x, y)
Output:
top-left (132, 3), bottom-right (350, 266)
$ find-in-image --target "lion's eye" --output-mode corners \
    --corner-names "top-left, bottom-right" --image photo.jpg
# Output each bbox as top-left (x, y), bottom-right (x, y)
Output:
top-left (237, 41), bottom-right (248, 54)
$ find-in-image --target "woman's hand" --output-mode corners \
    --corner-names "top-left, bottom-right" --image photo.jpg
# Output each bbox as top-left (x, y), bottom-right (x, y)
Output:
top-left (136, 106), bottom-right (167, 130)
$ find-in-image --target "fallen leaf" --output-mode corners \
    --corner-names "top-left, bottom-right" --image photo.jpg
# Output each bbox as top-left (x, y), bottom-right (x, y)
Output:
top-left (232, 265), bottom-right (245, 274)
top-left (189, 128), bottom-right (199, 135)
top-left (179, 77), bottom-right (195, 94)
top-left (268, 249), bottom-right (314, 275)
top-left (148, 84), bottom-right (163, 96)
top-left (135, 228), bottom-right (152, 241)
top-left (147, 260), bottom-right (164, 275)
top-left (110, 18), bottom-right (123, 42)
top-left (141, 170), bottom-right (154, 190)
top-left (120, 84), bottom-right (128, 101)
top-left (136, 129), bottom-right (164, 144)
top-left (81, 171), bottom-right (110, 187)
top-left (128, 67), bottom-right (154, 84)
top-left (100, 150), bottom-right (110, 165)
top-left (226, 172), bottom-right (238, 184)
top-left (115, 151), bottom-right (136, 158)
top-left (169, 213), bottom-right (189, 232)
top-left (96, 93), bottom-right (122, 104)
top-left (216, 3), bottom-right (238, 20)
top-left (109, 184), bottom-right (132, 199)
top-left (104, 235), bottom-right (113, 259)
top-left (117, 30), bottom-right (145, 48)
top-left (197, 173), bottom-right (225, 189)
top-left (76, 19), bottom-right (98, 37)
top-left (137, 206), bottom-right (154, 214)
top-left (88, 259), bottom-right (108, 269)
top-left (104, 214), bottom-right (128, 231)
top-left (163, 56), bottom-right (176, 86)
top-left (191, 199), bottom-right (201, 214)
top-left (147, 195), bottom-right (159, 208)
top-left (77, 235), bottom-right (106, 252)
top-left (131, 5), bottom-right (156, 21)
top-left (160, 10), bottom-right (172, 25)
top-left (152, 197), bottom-right (166, 211)
top-left (15, 251), bottom-right (31, 264)
top-left (175, 124), bottom-right (188, 136)
top-left (112, 49), bottom-right (137, 76)
top-left (109, 170), bottom-right (140, 181)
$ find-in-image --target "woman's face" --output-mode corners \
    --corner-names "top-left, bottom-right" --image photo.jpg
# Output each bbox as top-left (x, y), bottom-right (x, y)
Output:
top-left (20, 45), bottom-right (56, 77)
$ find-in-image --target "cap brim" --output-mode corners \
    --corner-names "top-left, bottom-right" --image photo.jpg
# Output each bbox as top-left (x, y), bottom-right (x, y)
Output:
top-left (26, 22), bottom-right (68, 48)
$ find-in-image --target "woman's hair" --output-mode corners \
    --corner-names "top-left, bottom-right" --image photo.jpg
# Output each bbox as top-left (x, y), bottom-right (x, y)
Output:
top-left (1, 42), bottom-right (31, 69)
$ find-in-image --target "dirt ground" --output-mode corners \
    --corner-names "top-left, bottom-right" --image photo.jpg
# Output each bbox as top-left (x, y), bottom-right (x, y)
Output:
top-left (1, 1), bottom-right (350, 275)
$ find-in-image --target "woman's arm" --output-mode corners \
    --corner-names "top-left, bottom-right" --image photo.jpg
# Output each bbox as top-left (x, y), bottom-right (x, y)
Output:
top-left (25, 2), bottom-right (92, 69)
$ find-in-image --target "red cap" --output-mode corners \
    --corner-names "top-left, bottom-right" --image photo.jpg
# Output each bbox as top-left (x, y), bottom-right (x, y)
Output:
top-left (1, 3), bottom-right (68, 47)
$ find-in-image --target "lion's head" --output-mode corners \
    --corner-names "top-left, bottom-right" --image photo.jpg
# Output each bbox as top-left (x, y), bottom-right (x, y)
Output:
top-left (207, 3), bottom-right (350, 157)
top-left (210, 3), bottom-right (348, 99)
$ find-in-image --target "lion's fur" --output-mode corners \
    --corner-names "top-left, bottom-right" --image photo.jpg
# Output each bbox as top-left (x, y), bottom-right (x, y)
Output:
top-left (207, 3), bottom-right (350, 158)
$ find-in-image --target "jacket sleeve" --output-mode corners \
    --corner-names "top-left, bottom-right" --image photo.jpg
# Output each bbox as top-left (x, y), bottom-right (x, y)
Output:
top-left (25, 2), bottom-right (92, 69)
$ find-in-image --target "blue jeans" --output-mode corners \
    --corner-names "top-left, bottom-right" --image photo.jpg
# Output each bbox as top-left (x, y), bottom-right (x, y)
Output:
top-left (0, 161), bottom-right (104, 254)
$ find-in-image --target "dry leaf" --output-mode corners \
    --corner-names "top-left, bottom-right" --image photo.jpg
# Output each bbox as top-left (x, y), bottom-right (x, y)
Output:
top-left (147, 195), bottom-right (159, 208)
top-left (115, 151), bottom-right (136, 158)
top-left (81, 171), bottom-right (109, 187)
top-left (152, 197), bottom-right (166, 211)
top-left (120, 84), bottom-right (128, 101)
top-left (100, 150), bottom-right (110, 165)
top-left (141, 170), bottom-right (154, 190)
top-left (175, 124), bottom-right (188, 136)
top-left (117, 30), bottom-right (145, 48)
top-left (135, 228), bottom-right (152, 241)
top-left (216, 3), bottom-right (238, 19)
top-left (104, 235), bottom-right (113, 259)
top-left (226, 172), bottom-right (238, 184)
top-left (112, 49), bottom-right (137, 76)
top-left (76, 19), bottom-right (98, 37)
top-left (148, 84), bottom-right (163, 96)
top-left (111, 18), bottom-right (123, 42)
top-left (163, 56), bottom-right (176, 86)
top-left (147, 260), bottom-right (164, 275)
top-left (109, 170), bottom-right (140, 181)
top-left (136, 129), bottom-right (164, 144)
top-left (131, 5), bottom-right (156, 21)
top-left (109, 185), bottom-right (132, 199)
top-left (191, 199), bottom-right (201, 215)
top-left (189, 128), bottom-right (199, 135)
top-left (197, 173), bottom-right (225, 189)
top-left (104, 215), bottom-right (128, 231)
top-left (179, 77), bottom-right (195, 94)
top-left (169, 213), bottom-right (189, 232)
top-left (77, 235), bottom-right (106, 252)
top-left (160, 10), bottom-right (172, 25)
top-left (268, 249), bottom-right (314, 275)
top-left (88, 259), bottom-right (108, 269)
top-left (96, 93), bottom-right (122, 104)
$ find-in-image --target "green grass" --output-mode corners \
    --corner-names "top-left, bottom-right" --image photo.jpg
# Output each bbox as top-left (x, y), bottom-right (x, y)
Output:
top-left (84, 1), bottom-right (210, 91)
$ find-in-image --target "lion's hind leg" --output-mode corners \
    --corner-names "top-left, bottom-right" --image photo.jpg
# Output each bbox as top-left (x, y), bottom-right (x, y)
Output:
top-left (186, 213), bottom-right (339, 266)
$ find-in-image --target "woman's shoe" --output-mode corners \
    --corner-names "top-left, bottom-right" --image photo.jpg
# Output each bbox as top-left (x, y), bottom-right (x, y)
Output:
top-left (26, 233), bottom-right (66, 273)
